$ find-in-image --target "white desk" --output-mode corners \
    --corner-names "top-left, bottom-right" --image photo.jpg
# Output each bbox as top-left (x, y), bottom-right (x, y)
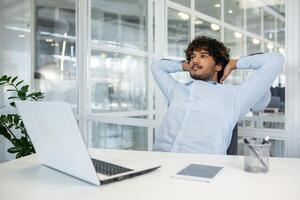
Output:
top-left (1, 149), bottom-right (300, 200)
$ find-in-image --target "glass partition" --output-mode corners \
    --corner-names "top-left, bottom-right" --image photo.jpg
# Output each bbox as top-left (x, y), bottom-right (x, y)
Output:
top-left (168, 8), bottom-right (190, 58)
top-left (90, 51), bottom-right (147, 113)
top-left (34, 0), bottom-right (77, 110)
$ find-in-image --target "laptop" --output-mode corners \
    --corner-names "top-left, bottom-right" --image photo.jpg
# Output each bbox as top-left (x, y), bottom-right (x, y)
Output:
top-left (15, 101), bottom-right (160, 186)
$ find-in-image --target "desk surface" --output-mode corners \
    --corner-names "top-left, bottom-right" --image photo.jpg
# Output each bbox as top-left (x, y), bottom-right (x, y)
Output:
top-left (1, 149), bottom-right (300, 200)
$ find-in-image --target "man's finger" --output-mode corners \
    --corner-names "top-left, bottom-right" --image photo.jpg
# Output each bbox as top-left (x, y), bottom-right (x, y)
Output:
top-left (220, 77), bottom-right (225, 84)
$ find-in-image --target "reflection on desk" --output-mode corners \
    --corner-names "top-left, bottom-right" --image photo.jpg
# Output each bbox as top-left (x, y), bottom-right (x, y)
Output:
top-left (1, 149), bottom-right (300, 200)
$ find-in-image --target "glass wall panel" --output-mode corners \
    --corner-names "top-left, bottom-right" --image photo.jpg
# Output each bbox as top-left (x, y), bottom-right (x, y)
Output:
top-left (0, 0), bottom-right (32, 163)
top-left (34, 0), bottom-right (77, 109)
top-left (222, 29), bottom-right (244, 85)
top-left (240, 111), bottom-right (285, 129)
top-left (194, 18), bottom-right (221, 40)
top-left (246, 1), bottom-right (262, 35)
top-left (264, 41), bottom-right (275, 53)
top-left (277, 47), bottom-right (285, 56)
top-left (224, 0), bottom-right (244, 29)
top-left (170, 0), bottom-right (190, 8)
top-left (91, 0), bottom-right (147, 51)
top-left (89, 122), bottom-right (147, 150)
top-left (168, 8), bottom-right (189, 58)
top-left (90, 51), bottom-right (147, 113)
top-left (195, 0), bottom-right (221, 20)
top-left (0, 0), bottom-right (32, 82)
top-left (277, 19), bottom-right (285, 46)
top-left (224, 28), bottom-right (244, 59)
top-left (247, 37), bottom-right (261, 54)
top-left (264, 11), bottom-right (276, 41)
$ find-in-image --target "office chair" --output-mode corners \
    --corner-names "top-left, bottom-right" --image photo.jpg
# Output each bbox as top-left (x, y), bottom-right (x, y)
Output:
top-left (227, 124), bottom-right (238, 155)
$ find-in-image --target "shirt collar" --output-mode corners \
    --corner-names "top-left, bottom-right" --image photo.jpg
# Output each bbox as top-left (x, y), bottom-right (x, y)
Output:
top-left (191, 80), bottom-right (218, 85)
top-left (207, 80), bottom-right (218, 85)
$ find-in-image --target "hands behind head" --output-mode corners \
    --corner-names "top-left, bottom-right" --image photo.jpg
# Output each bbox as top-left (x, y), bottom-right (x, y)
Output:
top-left (219, 59), bottom-right (237, 84)
top-left (182, 61), bottom-right (190, 71)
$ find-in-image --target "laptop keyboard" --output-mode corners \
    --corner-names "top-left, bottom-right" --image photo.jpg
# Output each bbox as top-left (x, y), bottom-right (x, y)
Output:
top-left (91, 158), bottom-right (133, 176)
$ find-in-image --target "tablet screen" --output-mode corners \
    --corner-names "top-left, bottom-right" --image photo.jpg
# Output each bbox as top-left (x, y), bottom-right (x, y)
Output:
top-left (177, 164), bottom-right (223, 179)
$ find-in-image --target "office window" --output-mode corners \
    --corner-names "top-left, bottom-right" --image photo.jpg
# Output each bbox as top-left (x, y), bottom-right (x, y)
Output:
top-left (89, 0), bottom-right (151, 151)
top-left (277, 19), bottom-right (285, 46)
top-left (91, 0), bottom-right (147, 51)
top-left (90, 51), bottom-right (147, 113)
top-left (195, 0), bottom-right (221, 20)
top-left (0, 0), bottom-right (32, 82)
top-left (247, 37), bottom-right (262, 54)
top-left (224, 28), bottom-right (244, 59)
top-left (170, 0), bottom-right (190, 8)
top-left (264, 41), bottom-right (275, 53)
top-left (34, 0), bottom-right (77, 110)
top-left (224, 0), bottom-right (244, 29)
top-left (194, 18), bottom-right (221, 40)
top-left (89, 122), bottom-right (147, 150)
top-left (168, 8), bottom-right (190, 58)
top-left (223, 29), bottom-right (244, 96)
top-left (246, 1), bottom-right (262, 35)
top-left (264, 11), bottom-right (276, 41)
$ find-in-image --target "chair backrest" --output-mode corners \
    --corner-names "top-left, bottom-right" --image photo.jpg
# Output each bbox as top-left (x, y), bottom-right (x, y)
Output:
top-left (268, 96), bottom-right (281, 109)
top-left (227, 123), bottom-right (238, 155)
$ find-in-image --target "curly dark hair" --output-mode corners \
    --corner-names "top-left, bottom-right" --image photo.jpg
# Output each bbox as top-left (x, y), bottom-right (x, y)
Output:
top-left (184, 36), bottom-right (230, 82)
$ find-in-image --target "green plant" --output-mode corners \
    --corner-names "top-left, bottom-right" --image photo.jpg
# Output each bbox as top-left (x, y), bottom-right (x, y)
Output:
top-left (0, 75), bottom-right (44, 158)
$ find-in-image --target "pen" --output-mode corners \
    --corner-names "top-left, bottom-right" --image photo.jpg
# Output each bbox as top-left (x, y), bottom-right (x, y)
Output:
top-left (262, 136), bottom-right (270, 145)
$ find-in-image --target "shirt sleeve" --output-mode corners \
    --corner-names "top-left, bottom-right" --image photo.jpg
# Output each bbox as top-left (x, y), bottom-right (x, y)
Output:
top-left (151, 59), bottom-right (183, 102)
top-left (251, 90), bottom-right (271, 112)
top-left (233, 53), bottom-right (284, 120)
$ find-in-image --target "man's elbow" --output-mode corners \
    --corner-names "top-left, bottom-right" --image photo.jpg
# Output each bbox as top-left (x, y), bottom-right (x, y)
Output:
top-left (251, 90), bottom-right (271, 112)
top-left (270, 53), bottom-right (285, 71)
top-left (151, 60), bottom-right (161, 73)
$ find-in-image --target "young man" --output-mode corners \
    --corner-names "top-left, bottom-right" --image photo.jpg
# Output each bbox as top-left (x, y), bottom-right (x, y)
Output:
top-left (151, 36), bottom-right (284, 155)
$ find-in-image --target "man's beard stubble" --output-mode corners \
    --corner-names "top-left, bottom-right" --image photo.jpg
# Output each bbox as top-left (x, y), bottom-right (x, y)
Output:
top-left (189, 71), bottom-right (214, 81)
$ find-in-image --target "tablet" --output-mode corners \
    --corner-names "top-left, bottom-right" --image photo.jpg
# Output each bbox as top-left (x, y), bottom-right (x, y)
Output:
top-left (172, 164), bottom-right (224, 182)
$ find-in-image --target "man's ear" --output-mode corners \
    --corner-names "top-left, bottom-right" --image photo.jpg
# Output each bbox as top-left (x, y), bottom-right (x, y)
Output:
top-left (216, 63), bottom-right (222, 72)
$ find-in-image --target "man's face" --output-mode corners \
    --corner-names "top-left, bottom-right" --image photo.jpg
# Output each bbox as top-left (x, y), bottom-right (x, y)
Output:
top-left (189, 50), bottom-right (222, 81)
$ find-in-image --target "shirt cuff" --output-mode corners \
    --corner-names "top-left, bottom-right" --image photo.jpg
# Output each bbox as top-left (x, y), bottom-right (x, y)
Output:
top-left (236, 56), bottom-right (248, 69)
top-left (236, 52), bottom-right (264, 69)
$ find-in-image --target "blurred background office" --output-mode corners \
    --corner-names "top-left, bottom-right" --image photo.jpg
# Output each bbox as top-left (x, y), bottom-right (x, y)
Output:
top-left (1, 0), bottom-right (300, 162)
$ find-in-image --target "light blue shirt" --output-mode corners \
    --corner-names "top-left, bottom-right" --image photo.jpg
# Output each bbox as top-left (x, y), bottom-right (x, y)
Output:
top-left (152, 53), bottom-right (284, 155)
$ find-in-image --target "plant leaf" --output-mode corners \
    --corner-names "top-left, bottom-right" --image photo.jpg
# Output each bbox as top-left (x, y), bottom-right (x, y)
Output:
top-left (7, 115), bottom-right (13, 123)
top-left (11, 76), bottom-right (18, 83)
top-left (7, 124), bottom-right (14, 129)
top-left (16, 80), bottom-right (24, 87)
top-left (6, 89), bottom-right (17, 92)
top-left (0, 125), bottom-right (11, 140)
top-left (20, 136), bottom-right (29, 146)
top-left (20, 85), bottom-right (29, 93)
top-left (14, 115), bottom-right (20, 124)
top-left (0, 115), bottom-right (5, 123)
top-left (8, 96), bottom-right (18, 100)
top-left (17, 91), bottom-right (27, 100)
top-left (7, 147), bottom-right (19, 153)
top-left (16, 151), bottom-right (23, 158)
top-left (11, 138), bottom-right (21, 146)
